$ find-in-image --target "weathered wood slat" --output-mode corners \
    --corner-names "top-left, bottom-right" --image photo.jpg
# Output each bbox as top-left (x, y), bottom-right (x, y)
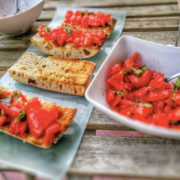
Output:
top-left (88, 108), bottom-right (131, 130)
top-left (40, 5), bottom-right (179, 20)
top-left (125, 16), bottom-right (179, 31)
top-left (45, 0), bottom-right (177, 9)
top-left (0, 31), bottom-right (177, 51)
top-left (69, 135), bottom-right (180, 179)
top-left (0, 71), bottom-right (6, 78)
top-left (0, 51), bottom-right (24, 70)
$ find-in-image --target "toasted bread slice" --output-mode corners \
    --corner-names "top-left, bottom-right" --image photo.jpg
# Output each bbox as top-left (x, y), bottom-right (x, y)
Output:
top-left (61, 17), bottom-right (117, 38)
top-left (31, 33), bottom-right (105, 59)
top-left (0, 86), bottom-right (77, 148)
top-left (8, 52), bottom-right (96, 96)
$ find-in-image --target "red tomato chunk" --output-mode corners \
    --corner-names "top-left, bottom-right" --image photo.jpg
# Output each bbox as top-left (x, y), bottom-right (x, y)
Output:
top-left (0, 90), bottom-right (63, 145)
top-left (38, 26), bottom-right (105, 47)
top-left (64, 10), bottom-right (112, 28)
top-left (106, 52), bottom-right (180, 129)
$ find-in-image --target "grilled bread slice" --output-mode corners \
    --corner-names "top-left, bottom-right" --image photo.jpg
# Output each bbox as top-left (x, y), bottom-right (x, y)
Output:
top-left (0, 85), bottom-right (77, 148)
top-left (31, 33), bottom-right (104, 60)
top-left (30, 18), bottom-right (116, 59)
top-left (8, 52), bottom-right (96, 96)
top-left (61, 17), bottom-right (117, 38)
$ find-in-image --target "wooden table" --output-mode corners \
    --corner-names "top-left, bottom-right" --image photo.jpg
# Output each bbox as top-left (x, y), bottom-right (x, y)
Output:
top-left (0, 0), bottom-right (180, 180)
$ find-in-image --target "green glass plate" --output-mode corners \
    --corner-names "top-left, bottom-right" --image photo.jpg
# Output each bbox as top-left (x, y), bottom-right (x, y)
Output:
top-left (0, 7), bottom-right (126, 180)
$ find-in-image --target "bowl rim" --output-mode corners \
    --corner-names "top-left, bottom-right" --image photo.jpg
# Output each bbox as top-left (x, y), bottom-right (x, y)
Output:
top-left (85, 35), bottom-right (180, 139)
top-left (0, 0), bottom-right (45, 21)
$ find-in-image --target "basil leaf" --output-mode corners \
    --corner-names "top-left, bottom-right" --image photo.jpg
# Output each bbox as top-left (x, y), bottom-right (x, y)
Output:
top-left (141, 65), bottom-right (147, 71)
top-left (143, 103), bottom-right (152, 108)
top-left (113, 90), bottom-right (126, 97)
top-left (134, 69), bottom-right (143, 77)
top-left (81, 11), bottom-right (85, 16)
top-left (19, 110), bottom-right (26, 119)
top-left (64, 27), bottom-right (72, 35)
top-left (14, 110), bottom-right (26, 123)
top-left (13, 92), bottom-right (20, 100)
top-left (45, 27), bottom-right (51, 33)
top-left (173, 77), bottom-right (180, 93)
top-left (88, 12), bottom-right (94, 15)
top-left (124, 69), bottom-right (133, 75)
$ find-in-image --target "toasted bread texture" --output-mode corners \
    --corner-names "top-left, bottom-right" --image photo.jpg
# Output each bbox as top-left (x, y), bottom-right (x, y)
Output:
top-left (0, 86), bottom-right (77, 148)
top-left (31, 33), bottom-right (103, 59)
top-left (8, 52), bottom-right (96, 96)
top-left (61, 17), bottom-right (117, 38)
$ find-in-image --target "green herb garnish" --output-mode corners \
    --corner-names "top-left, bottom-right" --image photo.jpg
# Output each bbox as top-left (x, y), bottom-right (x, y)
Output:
top-left (81, 11), bottom-right (85, 16)
top-left (110, 18), bottom-right (113, 29)
top-left (143, 103), bottom-right (152, 108)
top-left (173, 77), bottom-right (180, 93)
top-left (141, 65), bottom-right (147, 71)
top-left (133, 69), bottom-right (143, 77)
top-left (64, 27), bottom-right (72, 35)
top-left (124, 69), bottom-right (133, 75)
top-left (113, 90), bottom-right (126, 97)
top-left (13, 91), bottom-right (20, 100)
top-left (88, 12), bottom-right (94, 15)
top-left (45, 27), bottom-right (51, 33)
top-left (14, 110), bottom-right (26, 123)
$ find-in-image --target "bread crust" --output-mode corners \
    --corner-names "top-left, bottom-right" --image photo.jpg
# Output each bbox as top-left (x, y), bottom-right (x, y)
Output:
top-left (8, 52), bottom-right (96, 96)
top-left (0, 86), bottom-right (77, 148)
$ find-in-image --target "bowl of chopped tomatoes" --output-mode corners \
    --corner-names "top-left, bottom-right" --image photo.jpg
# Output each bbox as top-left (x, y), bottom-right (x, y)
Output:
top-left (85, 36), bottom-right (180, 139)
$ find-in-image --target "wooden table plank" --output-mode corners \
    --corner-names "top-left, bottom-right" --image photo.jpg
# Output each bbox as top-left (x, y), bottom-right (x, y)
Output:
top-left (40, 5), bottom-right (179, 19)
top-left (45, 0), bottom-right (177, 8)
top-left (69, 135), bottom-right (180, 179)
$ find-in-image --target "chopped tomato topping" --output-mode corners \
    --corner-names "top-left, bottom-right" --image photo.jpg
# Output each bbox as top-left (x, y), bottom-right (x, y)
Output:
top-left (64, 10), bottom-right (112, 28)
top-left (0, 89), bottom-right (63, 145)
top-left (106, 52), bottom-right (180, 129)
top-left (38, 26), bottom-right (105, 47)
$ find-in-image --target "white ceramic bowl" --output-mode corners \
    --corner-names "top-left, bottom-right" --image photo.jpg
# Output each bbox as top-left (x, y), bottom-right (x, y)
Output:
top-left (0, 0), bottom-right (45, 35)
top-left (85, 36), bottom-right (180, 139)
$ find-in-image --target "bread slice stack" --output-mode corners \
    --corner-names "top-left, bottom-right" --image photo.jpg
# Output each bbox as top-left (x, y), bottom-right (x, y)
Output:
top-left (8, 52), bottom-right (96, 96)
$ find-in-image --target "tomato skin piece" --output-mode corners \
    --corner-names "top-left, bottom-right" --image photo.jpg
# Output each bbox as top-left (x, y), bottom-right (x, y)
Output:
top-left (133, 103), bottom-right (153, 119)
top-left (147, 89), bottom-right (170, 102)
top-left (0, 116), bottom-right (6, 127)
top-left (106, 90), bottom-right (115, 103)
top-left (44, 123), bottom-right (61, 145)
top-left (148, 73), bottom-right (165, 90)
top-left (124, 52), bottom-right (139, 70)
top-left (27, 109), bottom-right (44, 138)
top-left (128, 68), bottom-right (152, 88)
top-left (19, 121), bottom-right (28, 137)
top-left (173, 93), bottom-right (180, 106)
top-left (170, 107), bottom-right (180, 121)
top-left (133, 87), bottom-right (149, 99)
top-left (152, 112), bottom-right (169, 128)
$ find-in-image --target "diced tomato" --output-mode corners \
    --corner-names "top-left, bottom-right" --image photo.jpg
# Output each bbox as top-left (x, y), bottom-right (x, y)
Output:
top-left (106, 52), bottom-right (180, 130)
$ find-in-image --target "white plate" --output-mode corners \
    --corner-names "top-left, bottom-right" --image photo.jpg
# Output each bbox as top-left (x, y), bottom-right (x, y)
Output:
top-left (85, 36), bottom-right (180, 139)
